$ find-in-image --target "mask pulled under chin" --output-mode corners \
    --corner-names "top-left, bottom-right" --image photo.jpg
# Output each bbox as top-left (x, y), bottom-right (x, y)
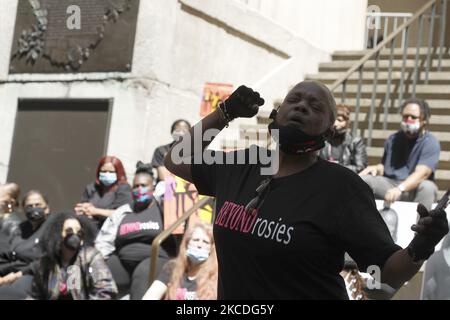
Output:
top-left (268, 119), bottom-right (326, 155)
top-left (186, 245), bottom-right (210, 265)
top-left (401, 121), bottom-right (421, 135)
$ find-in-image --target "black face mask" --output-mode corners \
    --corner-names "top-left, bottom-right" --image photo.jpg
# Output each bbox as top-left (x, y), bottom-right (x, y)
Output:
top-left (64, 233), bottom-right (82, 251)
top-left (25, 207), bottom-right (46, 222)
top-left (268, 109), bottom-right (326, 155)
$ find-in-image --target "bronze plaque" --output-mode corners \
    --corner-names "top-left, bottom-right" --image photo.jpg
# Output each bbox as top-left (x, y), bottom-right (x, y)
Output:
top-left (9, 0), bottom-right (140, 73)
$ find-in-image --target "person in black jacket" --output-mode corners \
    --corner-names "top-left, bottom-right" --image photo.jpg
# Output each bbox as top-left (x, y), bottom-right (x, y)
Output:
top-left (0, 190), bottom-right (52, 299)
top-left (319, 104), bottom-right (367, 173)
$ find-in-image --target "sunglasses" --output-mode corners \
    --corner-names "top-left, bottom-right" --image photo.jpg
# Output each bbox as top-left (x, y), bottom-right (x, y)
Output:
top-left (244, 178), bottom-right (273, 212)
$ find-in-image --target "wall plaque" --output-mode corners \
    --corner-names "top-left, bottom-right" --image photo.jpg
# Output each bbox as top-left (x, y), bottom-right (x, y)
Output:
top-left (9, 0), bottom-right (140, 73)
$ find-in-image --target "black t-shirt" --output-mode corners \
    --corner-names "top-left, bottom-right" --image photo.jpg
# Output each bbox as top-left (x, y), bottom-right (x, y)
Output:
top-left (151, 143), bottom-right (173, 169)
top-left (81, 183), bottom-right (133, 228)
top-left (115, 203), bottom-right (168, 262)
top-left (157, 261), bottom-right (197, 300)
top-left (191, 147), bottom-right (401, 300)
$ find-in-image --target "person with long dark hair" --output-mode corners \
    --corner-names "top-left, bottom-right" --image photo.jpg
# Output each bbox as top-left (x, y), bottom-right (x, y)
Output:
top-left (75, 156), bottom-right (133, 229)
top-left (29, 212), bottom-right (117, 300)
top-left (95, 161), bottom-right (171, 299)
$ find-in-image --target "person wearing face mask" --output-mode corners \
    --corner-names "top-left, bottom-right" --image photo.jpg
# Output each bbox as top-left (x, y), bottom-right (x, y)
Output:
top-left (0, 190), bottom-right (52, 299)
top-left (75, 156), bottom-right (133, 229)
top-left (142, 222), bottom-right (217, 300)
top-left (319, 104), bottom-right (367, 173)
top-left (28, 212), bottom-right (117, 300)
top-left (151, 119), bottom-right (192, 183)
top-left (163, 82), bottom-right (448, 299)
top-left (95, 161), bottom-right (172, 299)
top-left (360, 98), bottom-right (440, 211)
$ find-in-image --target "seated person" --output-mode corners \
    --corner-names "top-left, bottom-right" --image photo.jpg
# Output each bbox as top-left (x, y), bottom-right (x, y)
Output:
top-left (151, 119), bottom-right (191, 183)
top-left (0, 183), bottom-right (22, 247)
top-left (340, 254), bottom-right (367, 300)
top-left (75, 156), bottom-right (133, 229)
top-left (319, 104), bottom-right (367, 173)
top-left (142, 221), bottom-right (217, 300)
top-left (95, 162), bottom-right (172, 299)
top-left (360, 98), bottom-right (440, 210)
top-left (0, 190), bottom-right (52, 299)
top-left (29, 212), bottom-right (117, 300)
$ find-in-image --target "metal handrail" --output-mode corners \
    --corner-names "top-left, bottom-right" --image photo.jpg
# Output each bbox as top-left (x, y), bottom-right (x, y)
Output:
top-left (364, 12), bottom-right (413, 49)
top-left (331, 0), bottom-right (437, 92)
top-left (148, 196), bottom-right (214, 284)
top-left (330, 0), bottom-right (448, 147)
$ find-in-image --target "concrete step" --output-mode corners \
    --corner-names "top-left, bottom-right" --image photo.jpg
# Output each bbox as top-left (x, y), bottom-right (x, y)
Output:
top-left (219, 140), bottom-right (450, 193)
top-left (258, 100), bottom-right (450, 119)
top-left (332, 48), bottom-right (450, 61)
top-left (319, 59), bottom-right (450, 72)
top-left (306, 71), bottom-right (450, 85)
top-left (325, 84), bottom-right (450, 99)
top-left (257, 110), bottom-right (450, 125)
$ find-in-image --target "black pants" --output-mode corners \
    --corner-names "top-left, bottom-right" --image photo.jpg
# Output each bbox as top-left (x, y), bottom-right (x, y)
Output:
top-left (0, 275), bottom-right (33, 300)
top-left (107, 255), bottom-right (167, 300)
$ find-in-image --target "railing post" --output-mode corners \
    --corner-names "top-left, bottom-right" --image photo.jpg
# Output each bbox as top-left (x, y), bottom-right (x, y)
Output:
top-left (399, 26), bottom-right (410, 105)
top-left (368, 53), bottom-right (380, 147)
top-left (352, 66), bottom-right (364, 137)
top-left (401, 17), bottom-right (408, 49)
top-left (413, 14), bottom-right (425, 97)
top-left (425, 3), bottom-right (437, 84)
top-left (384, 16), bottom-right (389, 41)
top-left (384, 39), bottom-right (396, 130)
top-left (438, 0), bottom-right (448, 71)
top-left (364, 15), bottom-right (370, 49)
top-left (341, 81), bottom-right (347, 104)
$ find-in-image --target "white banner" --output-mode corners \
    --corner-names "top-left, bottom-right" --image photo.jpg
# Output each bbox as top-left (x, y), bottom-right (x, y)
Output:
top-left (375, 200), bottom-right (450, 250)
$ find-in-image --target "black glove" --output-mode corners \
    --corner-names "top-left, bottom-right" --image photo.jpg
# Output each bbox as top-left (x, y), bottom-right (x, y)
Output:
top-left (407, 203), bottom-right (449, 262)
top-left (223, 85), bottom-right (265, 120)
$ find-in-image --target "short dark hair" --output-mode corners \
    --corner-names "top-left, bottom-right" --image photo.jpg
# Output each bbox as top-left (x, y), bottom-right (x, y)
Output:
top-left (171, 119), bottom-right (191, 133)
top-left (135, 161), bottom-right (154, 179)
top-left (22, 190), bottom-right (49, 208)
top-left (400, 98), bottom-right (431, 122)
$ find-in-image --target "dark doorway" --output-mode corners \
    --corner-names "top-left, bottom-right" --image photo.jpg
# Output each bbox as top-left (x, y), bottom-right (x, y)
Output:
top-left (7, 99), bottom-right (112, 214)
